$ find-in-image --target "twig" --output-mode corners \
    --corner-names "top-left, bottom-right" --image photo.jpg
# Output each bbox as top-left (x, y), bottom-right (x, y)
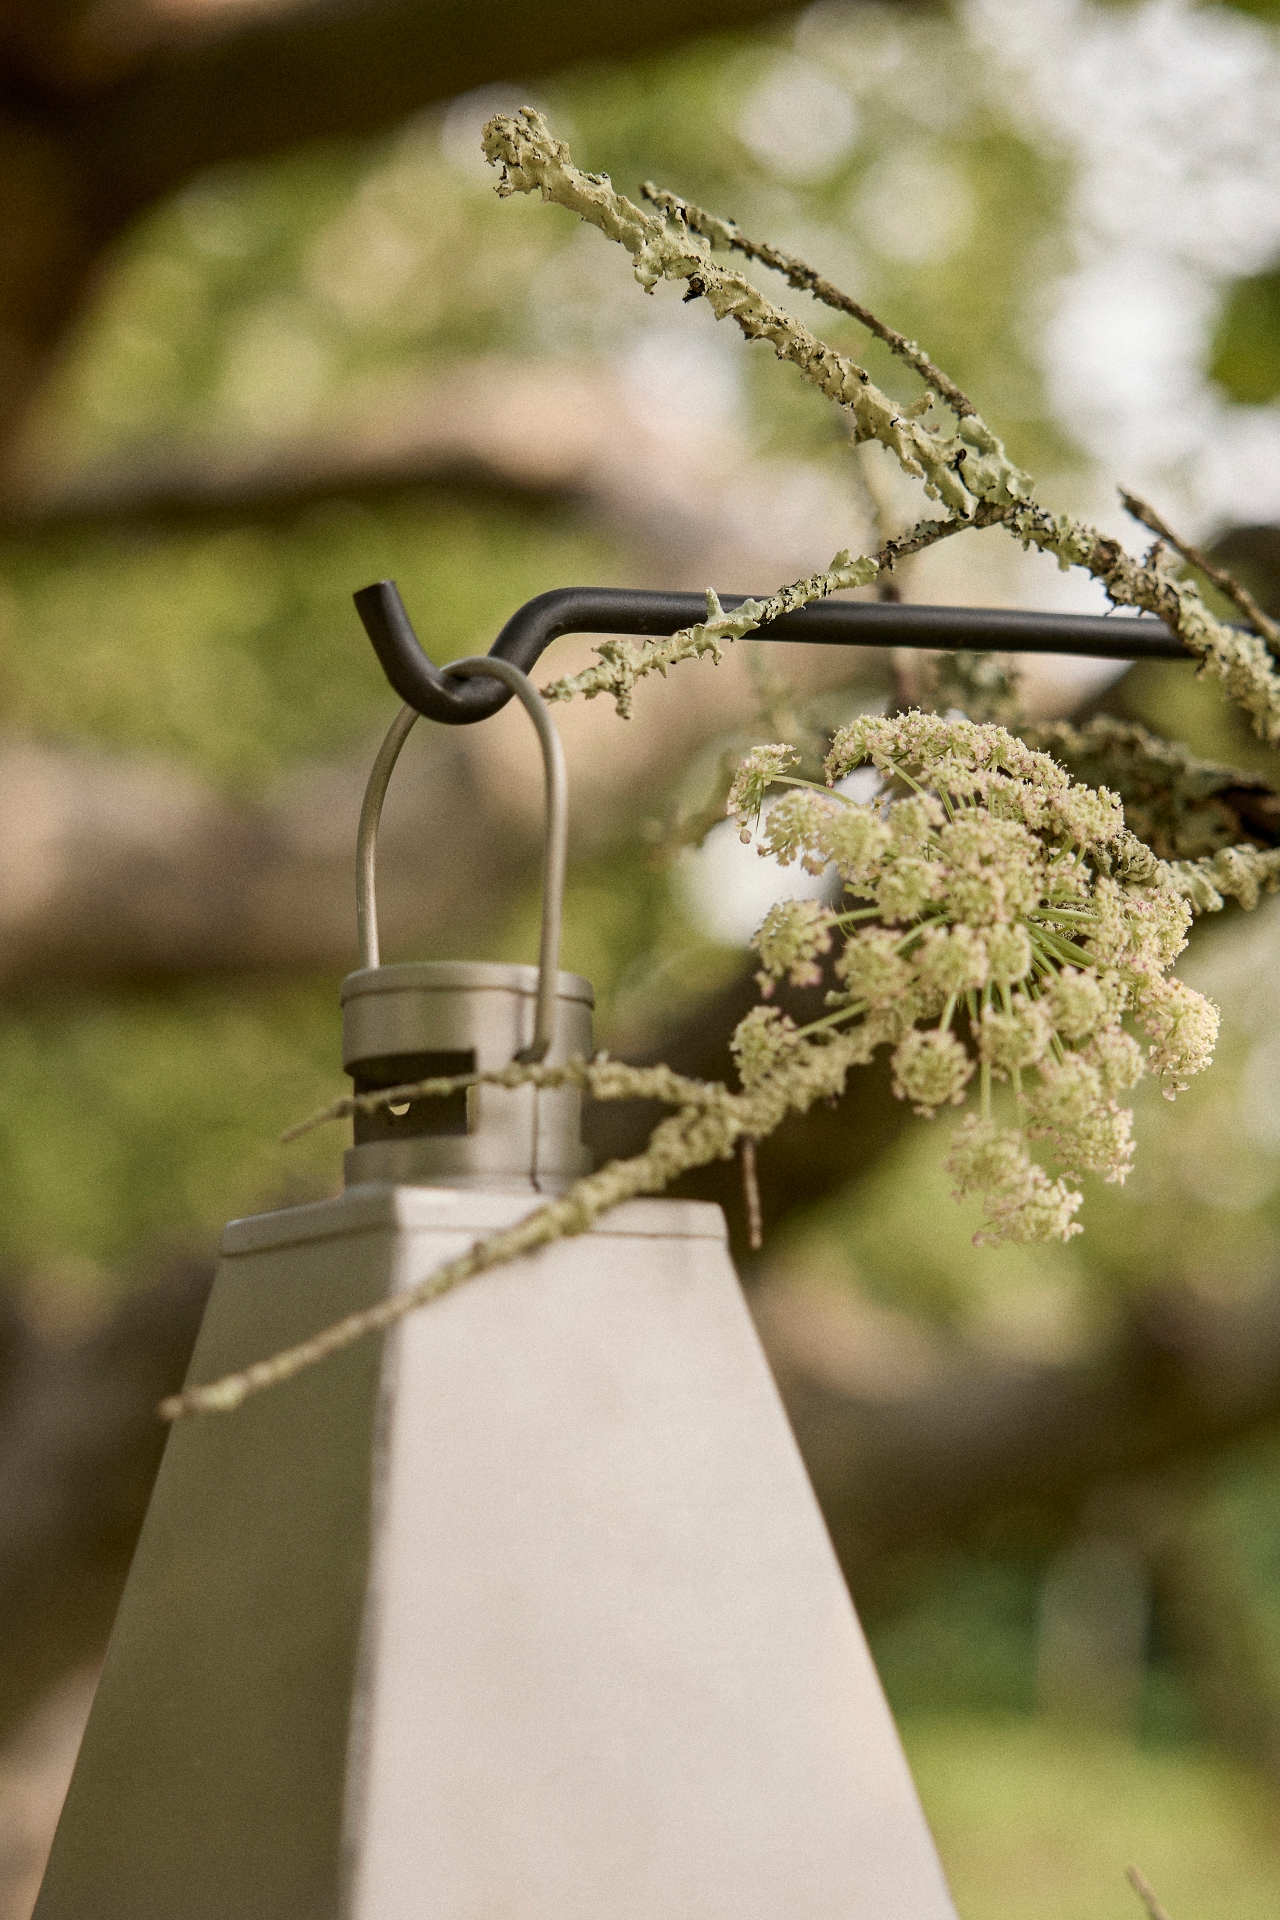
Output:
top-left (539, 550), bottom-right (878, 716)
top-left (641, 180), bottom-right (978, 420)
top-left (159, 1167), bottom-right (659, 1420)
top-left (165, 1025), bottom-right (880, 1419)
top-left (487, 114), bottom-right (1280, 746)
top-left (1126, 1864), bottom-right (1173, 1920)
top-left (740, 1136), bottom-right (763, 1251)
top-left (281, 1055), bottom-right (722, 1143)
top-left (997, 495), bottom-right (1280, 745)
top-left (1121, 489), bottom-right (1280, 649)
top-left (484, 112), bottom-right (1028, 521)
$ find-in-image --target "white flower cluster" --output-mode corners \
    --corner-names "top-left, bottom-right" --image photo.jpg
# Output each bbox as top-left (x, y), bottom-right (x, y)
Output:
top-left (729, 714), bottom-right (1220, 1244)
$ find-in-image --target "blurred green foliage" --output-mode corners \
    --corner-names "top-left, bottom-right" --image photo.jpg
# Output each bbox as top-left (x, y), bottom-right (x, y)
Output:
top-left (1214, 0), bottom-right (1280, 19)
top-left (904, 1714), bottom-right (1280, 1918)
top-left (1209, 262), bottom-right (1280, 406)
top-left (27, 9), bottom-right (1070, 479)
top-left (0, 983), bottom-right (341, 1293)
top-left (0, 497), bottom-right (613, 786)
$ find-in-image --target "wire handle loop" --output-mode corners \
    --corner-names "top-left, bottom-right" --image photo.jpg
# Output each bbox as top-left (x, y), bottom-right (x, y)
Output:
top-left (355, 657), bottom-right (568, 1065)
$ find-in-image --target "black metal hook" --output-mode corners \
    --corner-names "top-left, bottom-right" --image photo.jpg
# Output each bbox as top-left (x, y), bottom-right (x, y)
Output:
top-left (353, 578), bottom-right (1192, 726)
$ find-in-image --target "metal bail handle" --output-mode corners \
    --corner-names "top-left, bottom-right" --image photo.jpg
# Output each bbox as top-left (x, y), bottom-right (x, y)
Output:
top-left (356, 656), bottom-right (568, 1065)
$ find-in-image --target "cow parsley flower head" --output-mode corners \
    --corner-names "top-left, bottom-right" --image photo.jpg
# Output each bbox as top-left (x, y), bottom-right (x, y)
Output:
top-left (730, 1005), bottom-right (803, 1087)
top-left (752, 897), bottom-right (834, 994)
top-left (759, 789), bottom-right (839, 874)
top-left (730, 711), bottom-right (1217, 1244)
top-left (1133, 975), bottom-right (1220, 1093)
top-left (834, 927), bottom-right (913, 1008)
top-left (727, 744), bottom-right (799, 839)
top-left (986, 922), bottom-right (1034, 985)
top-left (978, 996), bottom-right (1052, 1074)
top-left (892, 1026), bottom-right (975, 1116)
top-left (916, 925), bottom-right (989, 998)
top-left (1045, 966), bottom-right (1107, 1040)
top-left (946, 1116), bottom-right (1084, 1245)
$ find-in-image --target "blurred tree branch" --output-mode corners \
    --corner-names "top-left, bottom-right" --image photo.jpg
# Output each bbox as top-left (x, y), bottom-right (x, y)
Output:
top-left (760, 1266), bottom-right (1280, 1592)
top-left (0, 728), bottom-right (541, 990)
top-left (0, 357), bottom-right (856, 591)
top-left (0, 364), bottom-right (869, 997)
top-left (0, 0), bottom-right (853, 453)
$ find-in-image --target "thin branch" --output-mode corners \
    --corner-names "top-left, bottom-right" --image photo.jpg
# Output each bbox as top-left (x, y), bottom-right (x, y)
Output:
top-left (539, 548), bottom-right (879, 716)
top-left (1121, 489), bottom-right (1280, 650)
top-left (162, 1029), bottom-right (880, 1420)
top-left (485, 116), bottom-right (1280, 746)
top-left (875, 503), bottom-right (1006, 572)
top-left (640, 180), bottom-right (978, 419)
top-left (159, 1163), bottom-right (664, 1420)
top-left (484, 113), bottom-right (1028, 521)
top-left (534, 512), bottom-right (988, 723)
top-left (740, 1136), bottom-right (763, 1251)
top-left (1126, 1865), bottom-right (1174, 1920)
top-left (995, 496), bottom-right (1280, 746)
top-left (280, 1055), bottom-right (721, 1143)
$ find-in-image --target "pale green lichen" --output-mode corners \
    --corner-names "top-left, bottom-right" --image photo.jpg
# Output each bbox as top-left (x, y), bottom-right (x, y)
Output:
top-left (482, 110), bottom-right (1032, 519)
top-left (1023, 717), bottom-right (1280, 861)
top-left (539, 551), bottom-right (880, 717)
top-left (1156, 844), bottom-right (1280, 913)
top-left (1004, 502), bottom-right (1280, 745)
top-left (638, 178), bottom-right (980, 423)
top-left (486, 110), bottom-right (1280, 752)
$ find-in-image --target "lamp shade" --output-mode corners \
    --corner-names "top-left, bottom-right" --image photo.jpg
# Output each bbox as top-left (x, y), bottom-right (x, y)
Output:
top-left (35, 1182), bottom-right (957, 1920)
top-left (35, 657), bottom-right (958, 1919)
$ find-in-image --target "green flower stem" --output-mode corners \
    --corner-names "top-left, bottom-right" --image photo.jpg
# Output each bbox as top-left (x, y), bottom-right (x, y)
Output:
top-left (792, 999), bottom-right (870, 1039)
top-left (1034, 928), bottom-right (1095, 967)
top-left (895, 918), bottom-right (946, 954)
top-left (885, 759), bottom-right (956, 819)
top-left (770, 774), bottom-right (842, 796)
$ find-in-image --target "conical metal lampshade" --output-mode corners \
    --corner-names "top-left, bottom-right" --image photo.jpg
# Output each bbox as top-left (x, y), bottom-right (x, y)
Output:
top-left (34, 655), bottom-right (958, 1919)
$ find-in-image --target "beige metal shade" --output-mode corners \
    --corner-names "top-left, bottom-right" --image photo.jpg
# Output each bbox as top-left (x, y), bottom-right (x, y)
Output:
top-left (34, 1185), bottom-right (957, 1920)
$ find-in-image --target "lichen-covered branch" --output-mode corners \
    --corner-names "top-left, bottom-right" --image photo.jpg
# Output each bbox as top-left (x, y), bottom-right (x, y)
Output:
top-left (639, 179), bottom-right (979, 421)
top-left (541, 512), bottom-right (1000, 722)
top-left (1126, 1865), bottom-right (1174, 1920)
top-left (162, 1030), bottom-right (878, 1420)
top-left (1002, 500), bottom-right (1280, 746)
top-left (484, 111), bottom-right (1280, 750)
top-left (1025, 716), bottom-right (1280, 861)
top-left (539, 550), bottom-right (879, 716)
top-left (482, 111), bottom-right (1030, 518)
top-left (1156, 843), bottom-right (1280, 914)
top-left (281, 1054), bottom-right (724, 1144)
top-left (1121, 488), bottom-right (1280, 651)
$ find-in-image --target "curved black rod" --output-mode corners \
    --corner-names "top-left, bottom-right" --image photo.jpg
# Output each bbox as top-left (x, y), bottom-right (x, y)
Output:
top-left (353, 579), bottom-right (1193, 727)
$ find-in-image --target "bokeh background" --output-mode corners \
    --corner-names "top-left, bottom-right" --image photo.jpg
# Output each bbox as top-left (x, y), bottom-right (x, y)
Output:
top-left (3, 0), bottom-right (1280, 1913)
